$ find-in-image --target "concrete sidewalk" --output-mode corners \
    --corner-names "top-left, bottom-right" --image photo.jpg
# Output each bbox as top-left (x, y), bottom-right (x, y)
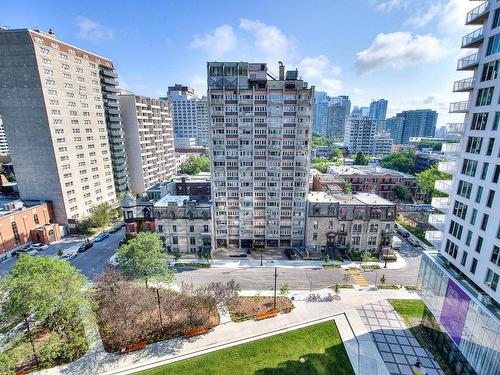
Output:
top-left (36, 288), bottom-right (419, 375)
top-left (176, 251), bottom-right (407, 270)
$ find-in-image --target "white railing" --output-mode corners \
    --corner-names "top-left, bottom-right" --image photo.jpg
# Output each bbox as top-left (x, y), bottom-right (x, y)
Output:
top-left (425, 230), bottom-right (443, 249)
top-left (462, 27), bottom-right (484, 47)
top-left (453, 77), bottom-right (475, 92)
top-left (447, 123), bottom-right (465, 133)
top-left (437, 161), bottom-right (456, 174)
top-left (457, 53), bottom-right (479, 70)
top-left (449, 101), bottom-right (469, 113)
top-left (429, 214), bottom-right (446, 231)
top-left (466, 1), bottom-right (490, 24)
top-left (442, 143), bottom-right (461, 155)
top-left (434, 179), bottom-right (452, 195)
top-left (431, 197), bottom-right (450, 213)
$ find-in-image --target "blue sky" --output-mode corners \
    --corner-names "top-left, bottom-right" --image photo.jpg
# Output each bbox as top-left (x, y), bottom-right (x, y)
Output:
top-left (3, 0), bottom-right (477, 127)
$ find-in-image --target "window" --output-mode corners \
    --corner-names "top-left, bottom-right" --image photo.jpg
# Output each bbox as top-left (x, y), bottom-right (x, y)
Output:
top-left (471, 209), bottom-right (478, 225)
top-left (481, 214), bottom-right (489, 231)
top-left (494, 165), bottom-right (500, 183)
top-left (445, 239), bottom-right (458, 258)
top-left (462, 159), bottom-right (478, 177)
top-left (471, 112), bottom-right (488, 130)
top-left (481, 163), bottom-right (489, 180)
top-left (491, 245), bottom-right (500, 265)
top-left (475, 236), bottom-right (483, 253)
top-left (481, 60), bottom-right (499, 81)
top-left (190, 237), bottom-right (196, 245)
top-left (189, 225), bottom-right (194, 233)
top-left (476, 186), bottom-right (483, 203)
top-left (204, 225), bottom-right (209, 232)
top-left (486, 190), bottom-right (495, 207)
top-left (457, 180), bottom-right (473, 198)
top-left (453, 201), bottom-right (467, 220)
top-left (466, 230), bottom-right (473, 246)
top-left (449, 221), bottom-right (463, 240)
top-left (466, 136), bottom-right (483, 154)
top-left (470, 258), bottom-right (478, 274)
top-left (487, 34), bottom-right (500, 55)
top-left (494, 112), bottom-right (500, 130)
top-left (476, 87), bottom-right (494, 106)
top-left (486, 138), bottom-right (495, 156)
top-left (172, 225), bottom-right (177, 232)
top-left (485, 269), bottom-right (499, 291)
top-left (33, 213), bottom-right (39, 225)
top-left (493, 8), bottom-right (500, 29)
top-left (461, 251), bottom-right (468, 266)
top-left (11, 222), bottom-right (20, 244)
top-left (172, 236), bottom-right (178, 245)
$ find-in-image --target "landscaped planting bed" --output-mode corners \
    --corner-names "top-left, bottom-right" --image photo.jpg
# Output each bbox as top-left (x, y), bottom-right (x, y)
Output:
top-left (227, 296), bottom-right (294, 322)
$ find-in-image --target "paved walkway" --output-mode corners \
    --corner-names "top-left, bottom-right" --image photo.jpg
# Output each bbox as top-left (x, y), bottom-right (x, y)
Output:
top-left (358, 300), bottom-right (444, 375)
top-left (35, 289), bottom-right (419, 375)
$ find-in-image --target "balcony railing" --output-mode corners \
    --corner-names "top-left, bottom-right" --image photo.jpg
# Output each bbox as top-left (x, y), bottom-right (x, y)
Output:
top-left (457, 52), bottom-right (479, 70)
top-left (431, 197), bottom-right (450, 213)
top-left (453, 77), bottom-right (475, 92)
top-left (466, 1), bottom-right (490, 25)
top-left (437, 161), bottom-right (456, 174)
top-left (442, 142), bottom-right (461, 155)
top-left (447, 122), bottom-right (465, 133)
top-left (462, 27), bottom-right (484, 48)
top-left (425, 230), bottom-right (442, 249)
top-left (449, 101), bottom-right (469, 113)
top-left (428, 214), bottom-right (446, 231)
top-left (434, 179), bottom-right (452, 195)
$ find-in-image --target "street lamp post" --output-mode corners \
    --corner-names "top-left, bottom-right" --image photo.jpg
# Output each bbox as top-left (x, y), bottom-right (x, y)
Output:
top-left (273, 267), bottom-right (278, 311)
top-left (260, 248), bottom-right (263, 266)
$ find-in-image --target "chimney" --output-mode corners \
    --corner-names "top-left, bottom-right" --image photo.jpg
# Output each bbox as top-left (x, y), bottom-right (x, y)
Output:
top-left (278, 61), bottom-right (285, 80)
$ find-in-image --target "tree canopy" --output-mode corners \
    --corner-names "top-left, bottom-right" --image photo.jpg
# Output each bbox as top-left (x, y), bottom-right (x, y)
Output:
top-left (353, 151), bottom-right (369, 166)
top-left (115, 232), bottom-right (173, 287)
top-left (311, 157), bottom-right (328, 173)
top-left (380, 150), bottom-right (416, 174)
top-left (179, 155), bottom-right (210, 175)
top-left (331, 148), bottom-right (344, 159)
top-left (394, 185), bottom-right (410, 202)
top-left (312, 136), bottom-right (338, 148)
top-left (415, 164), bottom-right (452, 198)
top-left (76, 202), bottom-right (120, 236)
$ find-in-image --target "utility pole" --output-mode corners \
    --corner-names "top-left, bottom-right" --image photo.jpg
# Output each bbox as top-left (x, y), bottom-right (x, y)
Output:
top-left (156, 288), bottom-right (163, 328)
top-left (260, 249), bottom-right (263, 266)
top-left (273, 267), bottom-right (278, 311)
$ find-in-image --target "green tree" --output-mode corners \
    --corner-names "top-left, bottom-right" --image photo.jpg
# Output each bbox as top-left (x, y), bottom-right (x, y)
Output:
top-left (116, 232), bottom-right (173, 288)
top-left (331, 148), bottom-right (343, 159)
top-left (76, 218), bottom-right (94, 237)
top-left (394, 185), bottom-right (410, 202)
top-left (179, 155), bottom-right (210, 175)
top-left (90, 202), bottom-right (116, 228)
top-left (279, 282), bottom-right (289, 296)
top-left (415, 164), bottom-right (452, 198)
top-left (380, 150), bottom-right (416, 174)
top-left (354, 151), bottom-right (369, 166)
top-left (172, 249), bottom-right (181, 261)
top-left (312, 136), bottom-right (338, 148)
top-left (361, 251), bottom-right (371, 263)
top-left (0, 255), bottom-right (90, 367)
top-left (380, 274), bottom-right (386, 285)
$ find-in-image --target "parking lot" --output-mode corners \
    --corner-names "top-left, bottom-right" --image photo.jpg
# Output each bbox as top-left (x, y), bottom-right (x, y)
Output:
top-left (0, 228), bottom-right (125, 278)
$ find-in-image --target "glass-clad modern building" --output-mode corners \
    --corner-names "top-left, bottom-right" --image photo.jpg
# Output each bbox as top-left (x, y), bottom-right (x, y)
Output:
top-left (418, 251), bottom-right (499, 375)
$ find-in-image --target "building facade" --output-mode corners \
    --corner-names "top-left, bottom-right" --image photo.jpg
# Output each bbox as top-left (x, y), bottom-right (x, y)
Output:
top-left (208, 62), bottom-right (313, 251)
top-left (344, 116), bottom-right (377, 155)
top-left (398, 109), bottom-right (438, 144)
top-left (419, 2), bottom-right (500, 374)
top-left (313, 91), bottom-right (329, 136)
top-left (369, 99), bottom-right (388, 121)
top-left (385, 116), bottom-right (405, 144)
top-left (153, 194), bottom-right (212, 254)
top-left (0, 199), bottom-right (60, 258)
top-left (0, 115), bottom-right (10, 156)
top-left (328, 165), bottom-right (418, 201)
top-left (306, 191), bottom-right (396, 258)
top-left (119, 91), bottom-right (176, 195)
top-left (166, 84), bottom-right (209, 147)
top-left (0, 28), bottom-right (122, 226)
top-left (373, 132), bottom-right (393, 155)
top-left (326, 95), bottom-right (351, 139)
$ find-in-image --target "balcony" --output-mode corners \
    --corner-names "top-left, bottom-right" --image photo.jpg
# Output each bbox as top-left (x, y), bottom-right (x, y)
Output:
top-left (461, 27), bottom-right (484, 48)
top-left (434, 179), bottom-right (452, 195)
top-left (428, 214), bottom-right (446, 232)
top-left (466, 1), bottom-right (490, 25)
top-left (447, 122), bottom-right (465, 134)
top-left (442, 142), bottom-right (461, 155)
top-left (425, 230), bottom-right (442, 249)
top-left (431, 197), bottom-right (450, 213)
top-left (449, 101), bottom-right (469, 113)
top-left (453, 77), bottom-right (475, 92)
top-left (457, 53), bottom-right (479, 70)
top-left (437, 160), bottom-right (456, 174)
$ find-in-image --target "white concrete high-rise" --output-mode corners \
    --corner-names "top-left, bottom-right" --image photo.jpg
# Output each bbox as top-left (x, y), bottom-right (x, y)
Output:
top-left (0, 115), bottom-right (10, 156)
top-left (119, 91), bottom-right (176, 194)
top-left (0, 28), bottom-right (127, 226)
top-left (344, 116), bottom-right (377, 155)
top-left (207, 62), bottom-right (314, 251)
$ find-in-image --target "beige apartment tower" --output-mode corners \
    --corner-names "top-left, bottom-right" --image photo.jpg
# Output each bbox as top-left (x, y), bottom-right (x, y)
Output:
top-left (207, 62), bottom-right (314, 251)
top-left (119, 91), bottom-right (176, 194)
top-left (0, 28), bottom-right (128, 226)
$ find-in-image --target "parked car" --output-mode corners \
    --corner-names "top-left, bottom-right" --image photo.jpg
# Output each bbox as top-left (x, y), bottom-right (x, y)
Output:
top-left (31, 243), bottom-right (49, 251)
top-left (78, 241), bottom-right (94, 253)
top-left (109, 222), bottom-right (124, 233)
top-left (16, 247), bottom-right (38, 256)
top-left (284, 248), bottom-right (297, 260)
top-left (408, 237), bottom-right (420, 247)
top-left (60, 252), bottom-right (77, 261)
top-left (94, 232), bottom-right (109, 242)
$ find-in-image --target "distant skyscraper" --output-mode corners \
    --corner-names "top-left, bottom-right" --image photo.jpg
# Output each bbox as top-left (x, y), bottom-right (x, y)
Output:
top-left (397, 109), bottom-right (438, 143)
top-left (344, 116), bottom-right (377, 155)
top-left (351, 106), bottom-right (370, 117)
top-left (313, 91), bottom-right (329, 135)
top-left (385, 116), bottom-right (405, 144)
top-left (166, 84), bottom-right (209, 147)
top-left (207, 61), bottom-right (313, 251)
top-left (0, 28), bottom-right (127, 225)
top-left (369, 99), bottom-right (388, 121)
top-left (326, 96), bottom-right (351, 139)
top-left (0, 115), bottom-right (10, 156)
top-left (119, 91), bottom-right (176, 194)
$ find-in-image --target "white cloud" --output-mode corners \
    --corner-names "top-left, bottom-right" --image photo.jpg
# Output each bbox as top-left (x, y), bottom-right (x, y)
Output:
top-left (75, 16), bottom-right (113, 41)
top-left (405, 3), bottom-right (441, 27)
top-left (356, 32), bottom-right (447, 73)
top-left (190, 74), bottom-right (206, 96)
top-left (189, 25), bottom-right (237, 55)
top-left (239, 19), bottom-right (296, 61)
top-left (439, 0), bottom-right (478, 33)
top-left (297, 55), bottom-right (342, 95)
top-left (376, 0), bottom-right (403, 12)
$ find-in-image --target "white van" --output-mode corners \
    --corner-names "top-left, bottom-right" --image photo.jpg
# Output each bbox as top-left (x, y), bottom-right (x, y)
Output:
top-left (392, 237), bottom-right (402, 250)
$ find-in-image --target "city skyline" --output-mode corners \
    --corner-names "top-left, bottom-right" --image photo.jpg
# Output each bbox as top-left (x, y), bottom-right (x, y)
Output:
top-left (2, 0), bottom-right (478, 128)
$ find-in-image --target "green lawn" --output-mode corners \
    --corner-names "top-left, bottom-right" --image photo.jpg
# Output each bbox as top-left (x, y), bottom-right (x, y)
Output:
top-left (396, 221), bottom-right (432, 246)
top-left (388, 299), bottom-right (425, 319)
top-left (138, 321), bottom-right (353, 375)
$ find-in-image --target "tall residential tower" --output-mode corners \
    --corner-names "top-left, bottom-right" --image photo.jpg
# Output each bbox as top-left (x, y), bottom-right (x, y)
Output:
top-left (207, 62), bottom-right (314, 251)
